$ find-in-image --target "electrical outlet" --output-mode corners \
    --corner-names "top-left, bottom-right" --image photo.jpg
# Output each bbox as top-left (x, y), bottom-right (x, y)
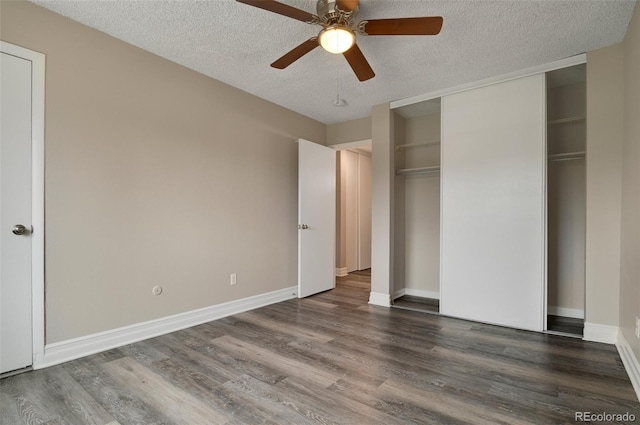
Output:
top-left (230, 273), bottom-right (237, 286)
top-left (636, 317), bottom-right (640, 338)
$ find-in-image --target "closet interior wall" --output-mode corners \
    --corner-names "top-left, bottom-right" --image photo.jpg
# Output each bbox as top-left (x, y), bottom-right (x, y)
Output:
top-left (393, 99), bottom-right (441, 301)
top-left (546, 65), bottom-right (587, 324)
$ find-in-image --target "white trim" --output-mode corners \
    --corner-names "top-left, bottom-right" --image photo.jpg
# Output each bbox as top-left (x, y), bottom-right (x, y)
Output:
top-left (0, 42), bottom-right (46, 369)
top-left (335, 267), bottom-right (348, 277)
top-left (617, 332), bottom-right (640, 402)
top-left (404, 288), bottom-right (440, 300)
top-left (393, 288), bottom-right (440, 300)
top-left (583, 322), bottom-right (619, 344)
top-left (541, 76), bottom-right (548, 334)
top-left (39, 286), bottom-right (297, 368)
top-left (393, 288), bottom-right (406, 300)
top-left (547, 306), bottom-right (584, 319)
top-left (391, 54), bottom-right (586, 109)
top-left (328, 139), bottom-right (372, 151)
top-left (393, 288), bottom-right (440, 301)
top-left (368, 291), bottom-right (391, 307)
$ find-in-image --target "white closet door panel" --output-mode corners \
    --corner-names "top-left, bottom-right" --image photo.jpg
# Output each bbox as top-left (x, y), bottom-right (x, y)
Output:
top-left (441, 74), bottom-right (545, 332)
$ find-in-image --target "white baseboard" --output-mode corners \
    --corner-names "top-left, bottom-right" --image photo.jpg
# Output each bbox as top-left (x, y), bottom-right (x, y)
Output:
top-left (40, 286), bottom-right (297, 369)
top-left (393, 288), bottom-right (440, 300)
top-left (393, 288), bottom-right (406, 300)
top-left (404, 288), bottom-right (440, 300)
top-left (369, 291), bottom-right (391, 307)
top-left (617, 331), bottom-right (640, 402)
top-left (583, 322), bottom-right (619, 344)
top-left (335, 267), bottom-right (348, 277)
top-left (548, 306), bottom-right (584, 319)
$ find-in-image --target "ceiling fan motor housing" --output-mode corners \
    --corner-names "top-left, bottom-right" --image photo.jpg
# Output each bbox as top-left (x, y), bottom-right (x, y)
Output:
top-left (317, 0), bottom-right (358, 26)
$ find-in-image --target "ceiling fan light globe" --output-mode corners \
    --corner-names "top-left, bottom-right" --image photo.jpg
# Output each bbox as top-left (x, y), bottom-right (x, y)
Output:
top-left (319, 26), bottom-right (355, 54)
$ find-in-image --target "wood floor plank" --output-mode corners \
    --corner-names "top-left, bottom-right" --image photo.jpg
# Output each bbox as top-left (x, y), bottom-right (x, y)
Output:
top-left (143, 357), bottom-right (289, 425)
top-left (102, 357), bottom-right (230, 425)
top-left (64, 354), bottom-right (176, 425)
top-left (378, 378), bottom-right (537, 425)
top-left (431, 344), bottom-right (636, 402)
top-left (221, 374), bottom-right (318, 425)
top-left (235, 310), bottom-right (335, 343)
top-left (0, 377), bottom-right (45, 425)
top-left (300, 297), bottom-right (339, 309)
top-left (149, 332), bottom-right (246, 385)
top-left (37, 367), bottom-right (116, 425)
top-left (1, 366), bottom-right (115, 425)
top-left (277, 376), bottom-right (406, 425)
top-left (210, 335), bottom-right (341, 388)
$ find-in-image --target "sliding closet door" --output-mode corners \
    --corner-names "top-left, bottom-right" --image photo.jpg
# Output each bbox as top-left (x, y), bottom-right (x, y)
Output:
top-left (440, 74), bottom-right (546, 332)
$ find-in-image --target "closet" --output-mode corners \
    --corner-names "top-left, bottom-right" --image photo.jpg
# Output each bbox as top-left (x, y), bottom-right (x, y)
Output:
top-left (546, 64), bottom-right (586, 336)
top-left (388, 57), bottom-right (586, 335)
top-left (392, 98), bottom-right (441, 314)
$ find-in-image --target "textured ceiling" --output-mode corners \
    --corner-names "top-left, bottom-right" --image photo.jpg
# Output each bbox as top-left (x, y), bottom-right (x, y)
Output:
top-left (31, 0), bottom-right (637, 124)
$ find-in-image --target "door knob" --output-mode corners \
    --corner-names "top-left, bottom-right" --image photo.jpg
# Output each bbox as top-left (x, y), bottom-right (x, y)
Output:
top-left (12, 224), bottom-right (28, 235)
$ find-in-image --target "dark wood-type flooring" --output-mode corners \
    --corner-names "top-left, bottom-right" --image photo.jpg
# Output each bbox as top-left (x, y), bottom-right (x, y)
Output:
top-left (547, 315), bottom-right (585, 337)
top-left (1, 271), bottom-right (638, 424)
top-left (392, 297), bottom-right (585, 338)
top-left (393, 295), bottom-right (440, 314)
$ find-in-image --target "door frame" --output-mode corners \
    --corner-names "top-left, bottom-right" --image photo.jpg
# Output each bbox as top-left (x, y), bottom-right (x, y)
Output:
top-left (1, 41), bottom-right (45, 369)
top-left (328, 139), bottom-right (372, 276)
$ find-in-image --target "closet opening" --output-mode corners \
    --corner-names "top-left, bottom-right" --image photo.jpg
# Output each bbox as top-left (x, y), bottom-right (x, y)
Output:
top-left (391, 98), bottom-right (442, 315)
top-left (545, 64), bottom-right (586, 337)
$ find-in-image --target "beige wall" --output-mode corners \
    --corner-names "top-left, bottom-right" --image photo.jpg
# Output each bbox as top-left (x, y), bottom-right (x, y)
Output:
top-left (1, 1), bottom-right (326, 343)
top-left (585, 45), bottom-right (624, 327)
top-left (370, 103), bottom-right (394, 302)
top-left (327, 116), bottom-right (371, 145)
top-left (620, 3), bottom-right (640, 355)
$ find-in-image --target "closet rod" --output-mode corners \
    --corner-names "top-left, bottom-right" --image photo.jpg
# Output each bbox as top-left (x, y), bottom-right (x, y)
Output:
top-left (396, 166), bottom-right (441, 176)
top-left (547, 116), bottom-right (585, 125)
top-left (548, 151), bottom-right (586, 162)
top-left (395, 140), bottom-right (440, 151)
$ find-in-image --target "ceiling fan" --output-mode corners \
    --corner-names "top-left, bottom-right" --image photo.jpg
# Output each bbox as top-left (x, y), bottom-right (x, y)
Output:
top-left (237, 0), bottom-right (443, 81)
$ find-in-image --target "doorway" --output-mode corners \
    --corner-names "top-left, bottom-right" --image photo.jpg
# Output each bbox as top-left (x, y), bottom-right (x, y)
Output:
top-left (330, 140), bottom-right (372, 279)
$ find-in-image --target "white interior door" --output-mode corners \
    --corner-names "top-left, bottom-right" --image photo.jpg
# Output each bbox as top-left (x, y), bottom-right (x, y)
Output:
top-left (298, 139), bottom-right (336, 298)
top-left (440, 74), bottom-right (546, 332)
top-left (1, 51), bottom-right (34, 374)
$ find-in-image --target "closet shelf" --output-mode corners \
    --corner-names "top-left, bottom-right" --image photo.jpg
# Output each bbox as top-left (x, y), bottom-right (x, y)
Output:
top-left (396, 166), bottom-right (441, 176)
top-left (395, 140), bottom-right (440, 151)
top-left (548, 151), bottom-right (586, 162)
top-left (547, 116), bottom-right (585, 125)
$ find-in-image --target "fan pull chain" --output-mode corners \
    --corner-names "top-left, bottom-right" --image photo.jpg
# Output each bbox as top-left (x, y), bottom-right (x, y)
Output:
top-left (334, 54), bottom-right (346, 106)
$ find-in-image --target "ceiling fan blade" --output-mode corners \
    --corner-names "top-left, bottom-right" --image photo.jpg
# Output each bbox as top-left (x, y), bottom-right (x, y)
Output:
top-left (362, 17), bottom-right (443, 35)
top-left (271, 38), bottom-right (319, 69)
top-left (236, 0), bottom-right (317, 23)
top-left (336, 0), bottom-right (359, 12)
top-left (343, 44), bottom-right (375, 82)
